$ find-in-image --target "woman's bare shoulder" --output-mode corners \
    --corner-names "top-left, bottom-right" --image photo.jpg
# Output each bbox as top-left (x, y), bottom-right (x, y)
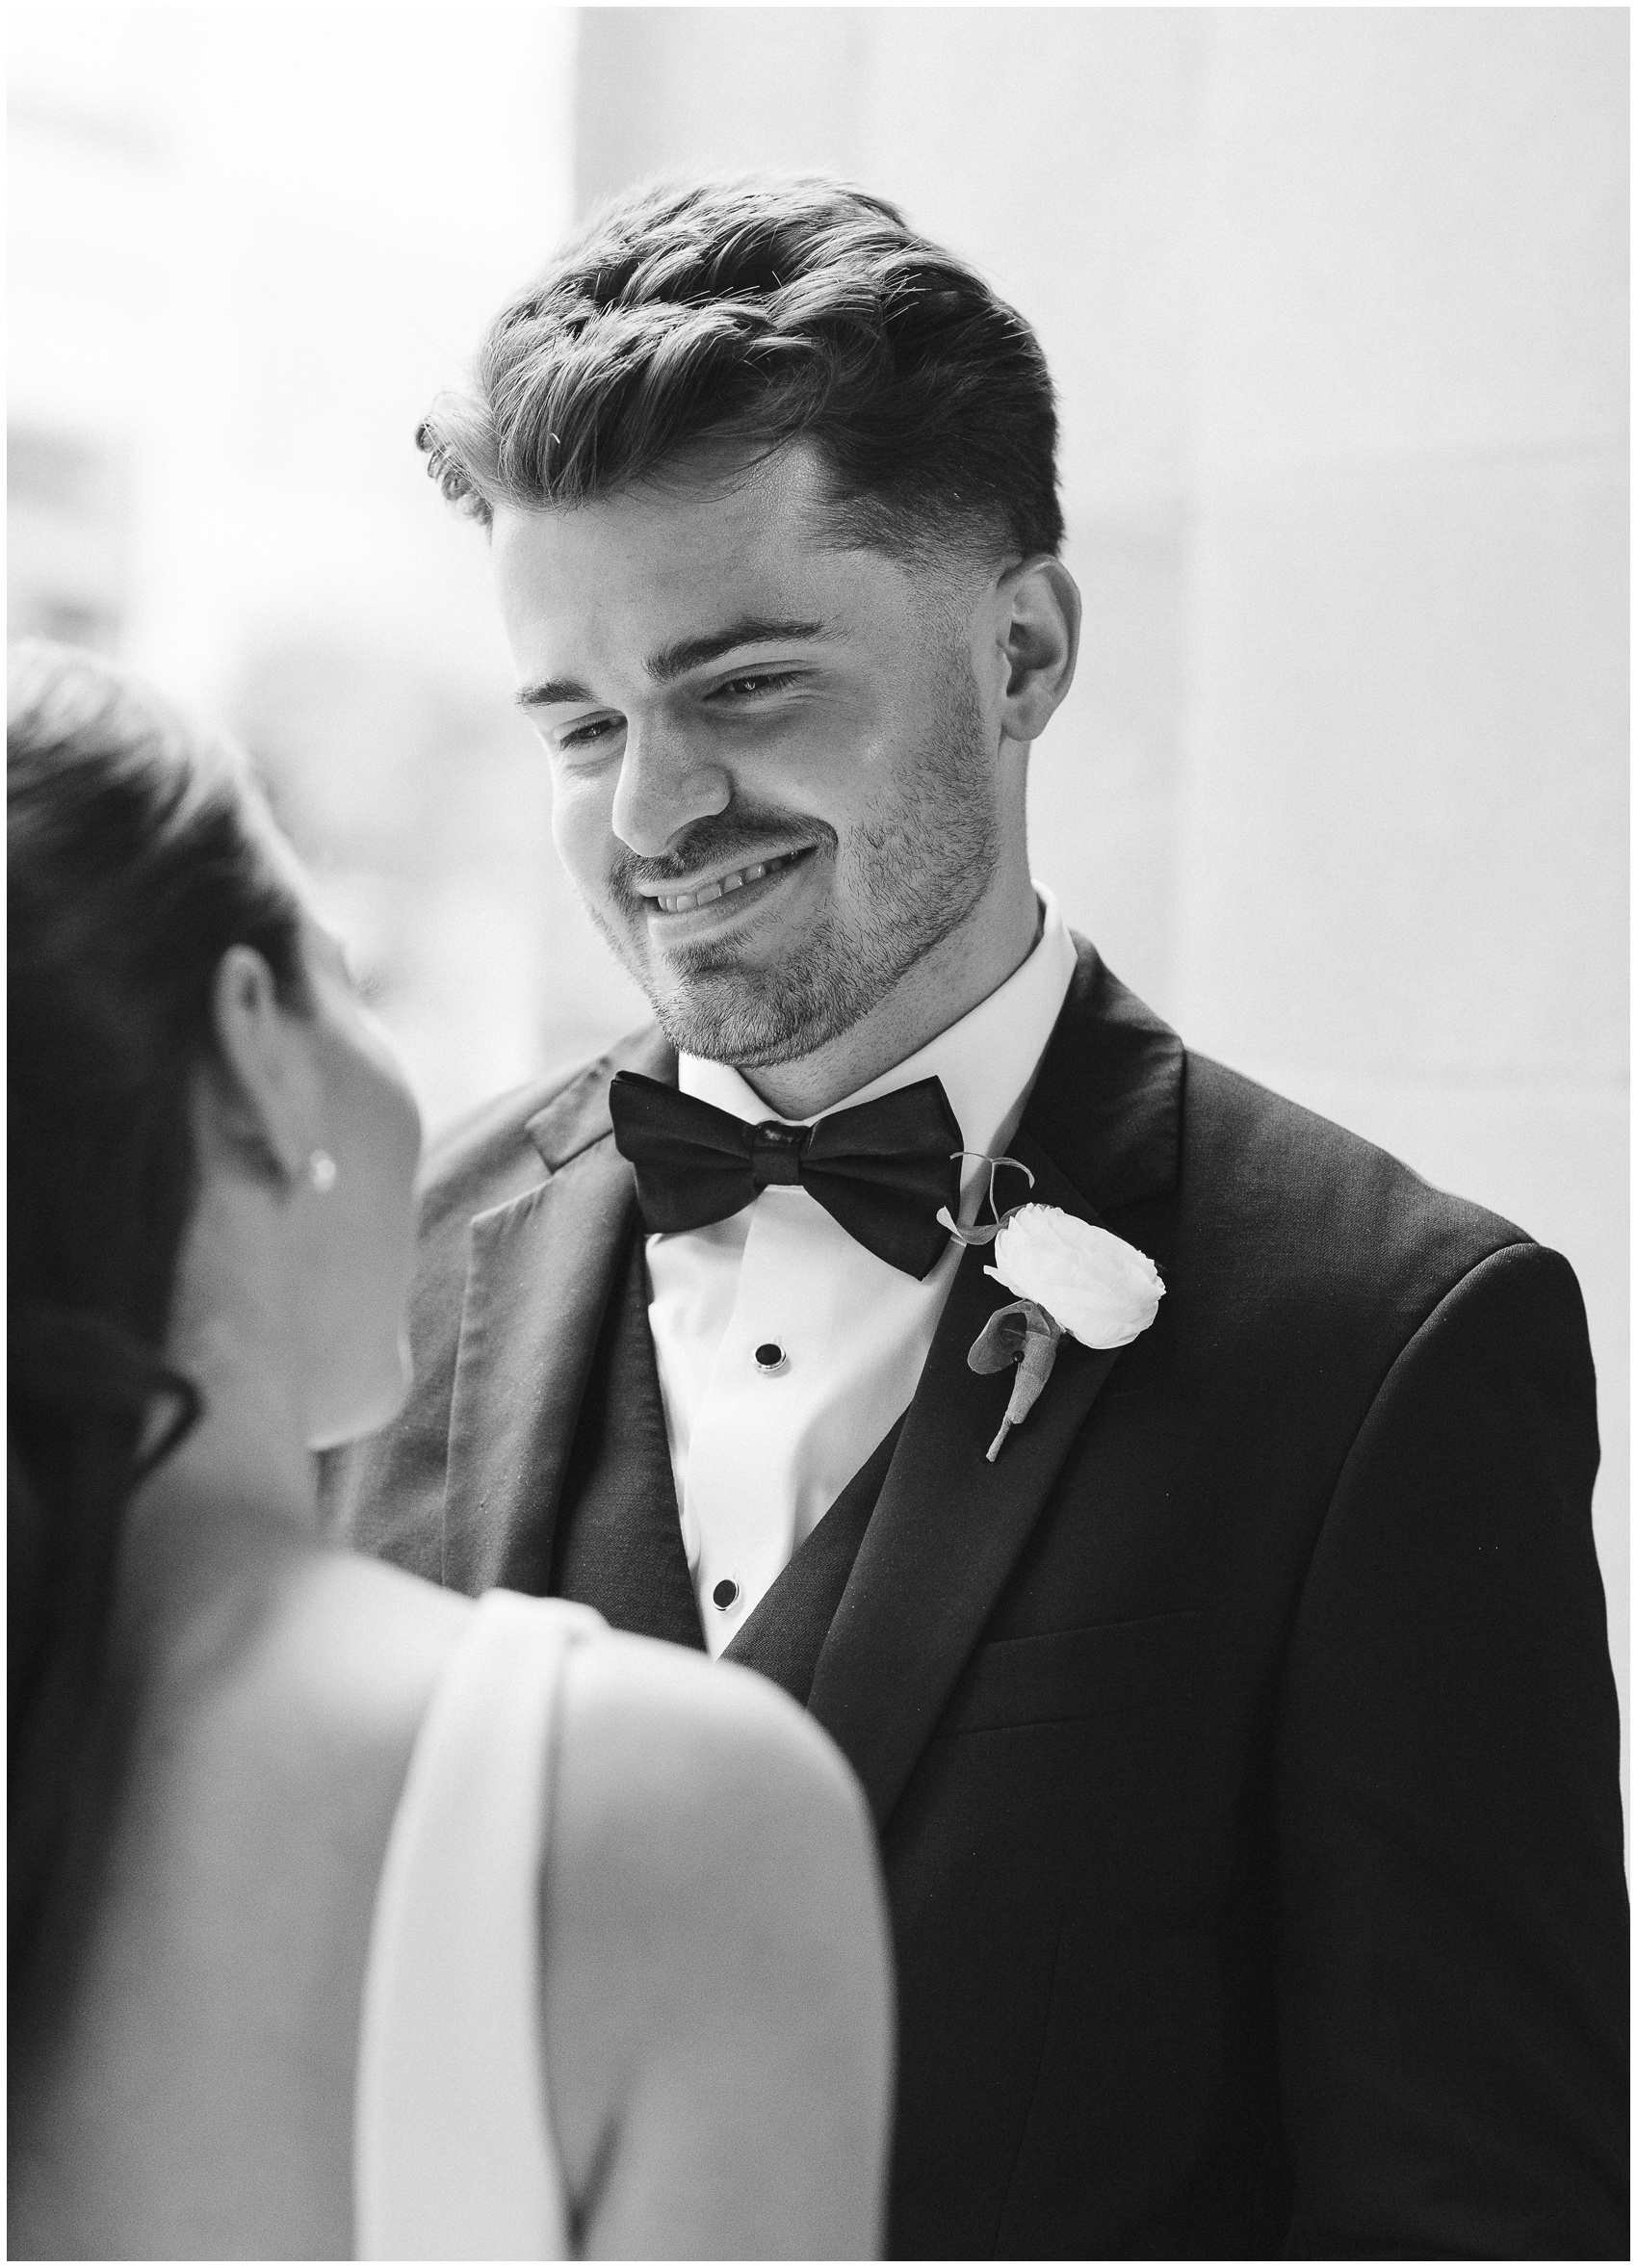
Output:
top-left (554, 1629), bottom-right (870, 1845)
top-left (541, 1635), bottom-right (893, 2257)
top-left (546, 1632), bottom-right (882, 1999)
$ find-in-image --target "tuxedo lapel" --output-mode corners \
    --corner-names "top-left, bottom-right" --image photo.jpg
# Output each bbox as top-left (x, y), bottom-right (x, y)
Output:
top-left (805, 1137), bottom-right (1121, 1824)
top-left (441, 1028), bottom-right (672, 1595)
top-left (551, 1219), bottom-right (705, 1649)
top-left (806, 943), bottom-right (1184, 1827)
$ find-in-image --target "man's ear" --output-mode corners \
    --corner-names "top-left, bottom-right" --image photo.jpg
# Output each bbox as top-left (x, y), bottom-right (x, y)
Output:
top-left (200, 944), bottom-right (311, 1188)
top-left (995, 556), bottom-right (1081, 746)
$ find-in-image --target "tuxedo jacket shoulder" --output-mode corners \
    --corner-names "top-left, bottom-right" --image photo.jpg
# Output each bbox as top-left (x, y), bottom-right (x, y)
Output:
top-left (321, 1030), bottom-right (671, 1578)
top-left (1121, 1042), bottom-right (1544, 1499)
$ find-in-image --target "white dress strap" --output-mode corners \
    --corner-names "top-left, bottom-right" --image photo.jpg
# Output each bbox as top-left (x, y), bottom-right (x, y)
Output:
top-left (353, 1588), bottom-right (602, 2261)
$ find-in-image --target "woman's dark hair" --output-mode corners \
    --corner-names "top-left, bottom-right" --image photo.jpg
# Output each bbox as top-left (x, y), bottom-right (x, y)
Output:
top-left (8, 639), bottom-right (308, 2025)
top-left (417, 171), bottom-right (1064, 570)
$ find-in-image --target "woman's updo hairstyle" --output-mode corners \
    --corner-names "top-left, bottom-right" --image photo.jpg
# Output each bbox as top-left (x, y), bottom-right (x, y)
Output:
top-left (8, 639), bottom-right (309, 2010)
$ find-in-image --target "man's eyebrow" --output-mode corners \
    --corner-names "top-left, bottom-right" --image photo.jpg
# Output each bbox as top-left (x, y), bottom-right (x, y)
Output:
top-left (514, 616), bottom-right (826, 712)
top-left (516, 674), bottom-right (594, 711)
top-left (646, 616), bottom-right (826, 685)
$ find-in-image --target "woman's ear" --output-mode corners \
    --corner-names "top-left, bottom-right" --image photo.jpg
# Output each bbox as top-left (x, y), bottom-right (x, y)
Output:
top-left (995, 556), bottom-right (1081, 747)
top-left (201, 944), bottom-right (312, 1188)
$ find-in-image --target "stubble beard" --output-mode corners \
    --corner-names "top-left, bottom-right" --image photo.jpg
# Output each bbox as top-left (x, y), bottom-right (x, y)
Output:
top-left (585, 661), bottom-right (1002, 1070)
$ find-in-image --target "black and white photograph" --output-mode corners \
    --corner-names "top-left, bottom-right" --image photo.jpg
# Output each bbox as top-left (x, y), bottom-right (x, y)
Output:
top-left (8, 6), bottom-right (1628, 2258)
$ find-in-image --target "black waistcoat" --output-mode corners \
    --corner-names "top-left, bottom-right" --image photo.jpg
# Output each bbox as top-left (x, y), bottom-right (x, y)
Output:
top-left (549, 1221), bottom-right (903, 1707)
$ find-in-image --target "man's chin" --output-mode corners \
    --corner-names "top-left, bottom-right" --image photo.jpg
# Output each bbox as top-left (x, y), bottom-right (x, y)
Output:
top-left (648, 981), bottom-right (816, 1069)
top-left (599, 900), bottom-right (886, 1070)
top-left (635, 944), bottom-right (854, 1066)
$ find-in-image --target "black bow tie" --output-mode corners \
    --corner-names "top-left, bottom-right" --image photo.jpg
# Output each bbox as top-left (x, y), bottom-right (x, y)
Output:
top-left (608, 1070), bottom-right (963, 1280)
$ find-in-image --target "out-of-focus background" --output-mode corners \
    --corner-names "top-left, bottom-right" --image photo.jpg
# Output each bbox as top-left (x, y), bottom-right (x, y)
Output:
top-left (10, 6), bottom-right (1627, 1776)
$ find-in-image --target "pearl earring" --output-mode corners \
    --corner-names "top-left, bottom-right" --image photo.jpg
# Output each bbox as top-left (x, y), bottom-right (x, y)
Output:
top-left (308, 1150), bottom-right (338, 1194)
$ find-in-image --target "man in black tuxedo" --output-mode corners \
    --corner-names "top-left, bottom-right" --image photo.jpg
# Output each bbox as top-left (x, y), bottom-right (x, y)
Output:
top-left (329, 176), bottom-right (1627, 2255)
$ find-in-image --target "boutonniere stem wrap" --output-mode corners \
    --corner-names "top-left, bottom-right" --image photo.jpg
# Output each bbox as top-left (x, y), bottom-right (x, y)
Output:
top-left (940, 1162), bottom-right (1164, 1462)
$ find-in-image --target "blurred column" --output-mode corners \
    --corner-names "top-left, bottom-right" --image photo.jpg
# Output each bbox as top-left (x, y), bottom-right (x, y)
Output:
top-left (8, 15), bottom-right (167, 651)
top-left (1173, 9), bottom-right (1628, 1731)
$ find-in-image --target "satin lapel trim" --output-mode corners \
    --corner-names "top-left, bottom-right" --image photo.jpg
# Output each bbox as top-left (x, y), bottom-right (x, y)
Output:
top-left (805, 1129), bottom-right (1125, 1827)
top-left (442, 1132), bottom-right (637, 1593)
top-left (526, 1025), bottom-right (674, 1172)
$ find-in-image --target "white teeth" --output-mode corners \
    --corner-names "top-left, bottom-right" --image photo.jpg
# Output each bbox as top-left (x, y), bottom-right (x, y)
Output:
top-left (654, 851), bottom-right (798, 915)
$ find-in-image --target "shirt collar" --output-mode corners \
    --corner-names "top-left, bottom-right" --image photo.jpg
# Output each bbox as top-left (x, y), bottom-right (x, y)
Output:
top-left (679, 884), bottom-right (1078, 1207)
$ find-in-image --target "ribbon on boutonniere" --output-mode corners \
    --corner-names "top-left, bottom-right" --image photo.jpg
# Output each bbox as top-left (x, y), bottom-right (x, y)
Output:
top-left (939, 1156), bottom-right (1164, 1462)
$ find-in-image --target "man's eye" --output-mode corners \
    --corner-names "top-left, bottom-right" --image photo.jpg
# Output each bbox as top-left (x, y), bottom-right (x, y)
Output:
top-left (714, 671), bottom-right (798, 701)
top-left (558, 715), bottom-right (620, 751)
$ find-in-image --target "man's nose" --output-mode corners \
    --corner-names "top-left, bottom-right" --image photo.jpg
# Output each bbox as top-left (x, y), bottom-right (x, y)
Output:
top-left (610, 719), bottom-right (731, 858)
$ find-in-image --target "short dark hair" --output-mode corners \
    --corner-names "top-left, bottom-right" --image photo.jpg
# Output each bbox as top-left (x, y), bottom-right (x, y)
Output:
top-left (418, 173), bottom-right (1063, 567)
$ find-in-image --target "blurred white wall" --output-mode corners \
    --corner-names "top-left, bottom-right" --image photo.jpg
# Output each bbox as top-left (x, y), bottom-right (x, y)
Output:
top-left (10, 7), bottom-right (1627, 1775)
top-left (8, 3), bottom-right (621, 1123)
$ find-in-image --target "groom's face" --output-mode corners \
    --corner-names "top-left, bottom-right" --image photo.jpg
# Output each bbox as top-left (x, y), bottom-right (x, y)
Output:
top-left (491, 440), bottom-right (1004, 1070)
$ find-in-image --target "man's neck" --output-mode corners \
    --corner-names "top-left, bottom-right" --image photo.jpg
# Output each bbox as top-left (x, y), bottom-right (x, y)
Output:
top-left (736, 867), bottom-right (1042, 1119)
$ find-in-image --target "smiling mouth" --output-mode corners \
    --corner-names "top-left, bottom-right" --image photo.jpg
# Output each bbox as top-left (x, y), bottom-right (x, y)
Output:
top-left (647, 847), bottom-right (813, 915)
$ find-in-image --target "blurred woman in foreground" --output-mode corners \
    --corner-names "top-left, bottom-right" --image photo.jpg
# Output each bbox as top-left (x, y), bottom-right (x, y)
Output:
top-left (7, 639), bottom-right (892, 2261)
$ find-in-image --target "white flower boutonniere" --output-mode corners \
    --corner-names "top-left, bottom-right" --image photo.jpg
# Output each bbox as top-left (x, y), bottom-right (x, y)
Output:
top-left (940, 1164), bottom-right (1163, 1462)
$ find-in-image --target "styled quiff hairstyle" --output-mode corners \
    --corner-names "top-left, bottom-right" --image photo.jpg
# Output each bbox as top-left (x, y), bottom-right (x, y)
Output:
top-left (417, 173), bottom-right (1064, 566)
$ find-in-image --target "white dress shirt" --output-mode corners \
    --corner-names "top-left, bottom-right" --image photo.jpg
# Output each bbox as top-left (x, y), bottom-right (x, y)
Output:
top-left (646, 885), bottom-right (1078, 1654)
